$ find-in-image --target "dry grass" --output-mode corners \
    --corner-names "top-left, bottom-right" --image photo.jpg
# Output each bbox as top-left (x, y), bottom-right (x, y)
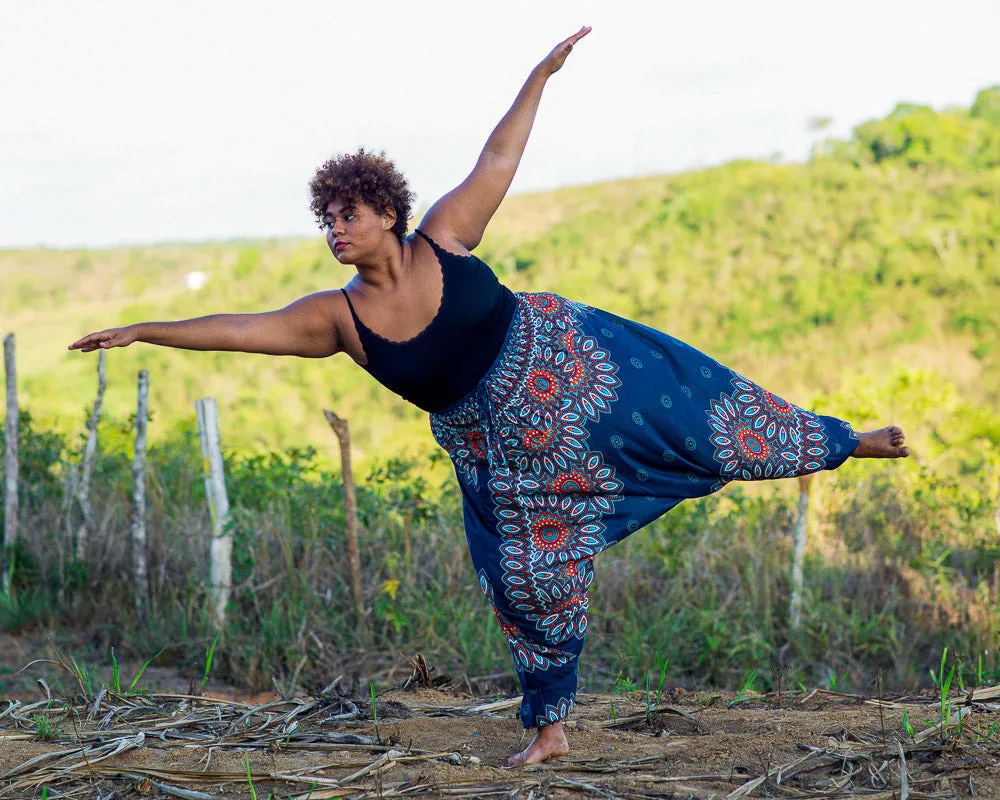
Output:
top-left (4, 660), bottom-right (1000, 799)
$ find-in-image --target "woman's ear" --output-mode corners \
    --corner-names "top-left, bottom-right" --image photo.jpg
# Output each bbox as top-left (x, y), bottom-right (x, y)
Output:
top-left (381, 206), bottom-right (397, 230)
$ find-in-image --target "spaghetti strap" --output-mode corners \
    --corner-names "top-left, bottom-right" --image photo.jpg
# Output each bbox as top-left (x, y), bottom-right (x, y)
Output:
top-left (414, 228), bottom-right (475, 260)
top-left (340, 288), bottom-right (367, 332)
top-left (414, 228), bottom-right (436, 248)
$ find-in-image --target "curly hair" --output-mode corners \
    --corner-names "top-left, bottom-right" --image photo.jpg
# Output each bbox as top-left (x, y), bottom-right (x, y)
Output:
top-left (308, 148), bottom-right (414, 241)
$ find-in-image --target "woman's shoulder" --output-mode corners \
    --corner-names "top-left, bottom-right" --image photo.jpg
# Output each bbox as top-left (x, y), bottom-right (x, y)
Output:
top-left (297, 287), bottom-right (353, 317)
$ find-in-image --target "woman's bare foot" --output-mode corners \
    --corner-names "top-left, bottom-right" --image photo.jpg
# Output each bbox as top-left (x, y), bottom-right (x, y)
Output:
top-left (852, 426), bottom-right (910, 459)
top-left (502, 722), bottom-right (569, 768)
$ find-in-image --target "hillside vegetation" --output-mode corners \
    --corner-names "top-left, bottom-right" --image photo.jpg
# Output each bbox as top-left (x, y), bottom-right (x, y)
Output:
top-left (1, 87), bottom-right (998, 696)
top-left (3, 89), bottom-right (998, 470)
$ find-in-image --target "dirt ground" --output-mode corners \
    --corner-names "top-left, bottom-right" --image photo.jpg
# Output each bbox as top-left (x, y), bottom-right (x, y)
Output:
top-left (4, 635), bottom-right (1000, 799)
top-left (5, 685), bottom-right (1000, 799)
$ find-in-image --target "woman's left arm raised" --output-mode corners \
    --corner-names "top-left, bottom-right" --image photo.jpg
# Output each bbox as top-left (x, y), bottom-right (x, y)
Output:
top-left (421, 26), bottom-right (591, 250)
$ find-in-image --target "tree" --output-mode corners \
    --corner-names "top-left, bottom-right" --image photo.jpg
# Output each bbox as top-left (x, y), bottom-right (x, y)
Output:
top-left (970, 86), bottom-right (1000, 127)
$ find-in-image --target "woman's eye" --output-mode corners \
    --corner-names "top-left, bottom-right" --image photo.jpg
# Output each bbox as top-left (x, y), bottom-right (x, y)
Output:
top-left (323, 214), bottom-right (354, 228)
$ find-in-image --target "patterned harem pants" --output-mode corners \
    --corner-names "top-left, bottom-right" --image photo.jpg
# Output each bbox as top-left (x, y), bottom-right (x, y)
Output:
top-left (429, 292), bottom-right (859, 729)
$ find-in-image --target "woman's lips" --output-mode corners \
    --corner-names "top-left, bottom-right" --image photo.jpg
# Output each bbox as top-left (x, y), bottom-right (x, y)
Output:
top-left (335, 242), bottom-right (349, 252)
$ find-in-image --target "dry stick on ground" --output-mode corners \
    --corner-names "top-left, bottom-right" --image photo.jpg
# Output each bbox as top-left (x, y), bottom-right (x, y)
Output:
top-left (196, 397), bottom-right (232, 631)
top-left (131, 369), bottom-right (150, 622)
top-left (324, 409), bottom-right (364, 627)
top-left (598, 703), bottom-right (700, 729)
top-left (726, 750), bottom-right (824, 799)
top-left (2, 333), bottom-right (17, 595)
top-left (788, 473), bottom-right (813, 630)
top-left (74, 348), bottom-right (107, 560)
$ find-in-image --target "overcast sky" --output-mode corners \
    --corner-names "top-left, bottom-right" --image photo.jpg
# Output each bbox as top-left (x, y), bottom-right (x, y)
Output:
top-left (1, 0), bottom-right (996, 248)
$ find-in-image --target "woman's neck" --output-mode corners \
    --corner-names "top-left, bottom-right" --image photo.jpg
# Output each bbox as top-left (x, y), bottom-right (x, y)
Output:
top-left (353, 237), bottom-right (408, 290)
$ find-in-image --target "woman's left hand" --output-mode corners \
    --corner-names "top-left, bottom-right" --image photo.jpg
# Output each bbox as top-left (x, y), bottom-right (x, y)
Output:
top-left (538, 26), bottom-right (591, 76)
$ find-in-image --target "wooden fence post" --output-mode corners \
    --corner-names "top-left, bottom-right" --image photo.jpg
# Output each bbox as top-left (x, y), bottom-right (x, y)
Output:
top-left (788, 474), bottom-right (814, 630)
top-left (323, 409), bottom-right (364, 625)
top-left (132, 370), bottom-right (150, 621)
top-left (991, 456), bottom-right (1000, 605)
top-left (994, 457), bottom-right (1000, 540)
top-left (196, 398), bottom-right (231, 631)
top-left (2, 333), bottom-right (18, 595)
top-left (75, 349), bottom-right (107, 559)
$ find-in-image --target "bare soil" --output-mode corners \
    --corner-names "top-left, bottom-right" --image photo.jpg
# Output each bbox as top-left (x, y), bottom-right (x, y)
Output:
top-left (4, 671), bottom-right (1000, 800)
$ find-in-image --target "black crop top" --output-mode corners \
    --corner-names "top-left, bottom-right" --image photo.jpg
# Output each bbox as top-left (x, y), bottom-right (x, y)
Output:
top-left (340, 229), bottom-right (517, 413)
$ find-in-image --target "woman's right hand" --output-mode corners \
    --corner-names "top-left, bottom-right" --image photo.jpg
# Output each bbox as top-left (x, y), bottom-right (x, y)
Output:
top-left (68, 325), bottom-right (139, 352)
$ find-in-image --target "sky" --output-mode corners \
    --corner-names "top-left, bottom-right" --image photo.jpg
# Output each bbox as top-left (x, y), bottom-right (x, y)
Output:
top-left (1, 0), bottom-right (997, 249)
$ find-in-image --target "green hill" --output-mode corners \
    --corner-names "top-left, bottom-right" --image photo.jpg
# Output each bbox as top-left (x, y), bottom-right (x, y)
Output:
top-left (3, 88), bottom-right (998, 474)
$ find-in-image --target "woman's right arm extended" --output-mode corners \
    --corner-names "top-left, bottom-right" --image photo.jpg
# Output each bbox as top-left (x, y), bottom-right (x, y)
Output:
top-left (68, 291), bottom-right (342, 358)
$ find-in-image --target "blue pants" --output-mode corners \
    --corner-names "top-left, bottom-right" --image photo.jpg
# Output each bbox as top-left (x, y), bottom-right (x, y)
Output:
top-left (429, 293), bottom-right (858, 728)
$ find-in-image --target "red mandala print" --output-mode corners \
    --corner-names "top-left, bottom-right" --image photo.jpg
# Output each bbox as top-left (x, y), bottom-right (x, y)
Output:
top-left (737, 429), bottom-right (770, 461)
top-left (467, 430), bottom-right (487, 460)
top-left (763, 390), bottom-right (795, 417)
top-left (532, 516), bottom-right (570, 551)
top-left (551, 471), bottom-right (592, 494)
top-left (527, 369), bottom-right (560, 402)
top-left (707, 375), bottom-right (830, 480)
top-left (524, 292), bottom-right (563, 314)
top-left (523, 427), bottom-right (553, 451)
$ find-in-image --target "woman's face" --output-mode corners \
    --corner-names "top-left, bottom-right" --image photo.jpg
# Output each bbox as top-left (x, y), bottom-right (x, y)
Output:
top-left (323, 198), bottom-right (395, 264)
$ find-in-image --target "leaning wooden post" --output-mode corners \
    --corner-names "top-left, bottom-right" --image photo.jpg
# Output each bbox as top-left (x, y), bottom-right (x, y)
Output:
top-left (323, 409), bottom-right (364, 624)
top-left (196, 398), bottom-right (231, 631)
top-left (2, 333), bottom-right (18, 595)
top-left (75, 349), bottom-right (107, 559)
top-left (131, 370), bottom-right (150, 621)
top-left (788, 473), bottom-right (814, 630)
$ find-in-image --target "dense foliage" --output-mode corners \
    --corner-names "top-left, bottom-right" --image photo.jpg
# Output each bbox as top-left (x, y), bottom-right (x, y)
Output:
top-left (827, 86), bottom-right (1000, 169)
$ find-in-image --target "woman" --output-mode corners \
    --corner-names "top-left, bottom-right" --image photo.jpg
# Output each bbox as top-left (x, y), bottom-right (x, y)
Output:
top-left (70, 27), bottom-right (909, 767)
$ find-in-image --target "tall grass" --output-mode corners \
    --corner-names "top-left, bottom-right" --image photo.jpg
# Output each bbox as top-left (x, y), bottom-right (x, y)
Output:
top-left (2, 408), bottom-right (997, 695)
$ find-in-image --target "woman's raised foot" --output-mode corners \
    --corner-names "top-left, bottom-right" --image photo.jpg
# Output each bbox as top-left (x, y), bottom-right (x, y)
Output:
top-left (502, 722), bottom-right (569, 768)
top-left (852, 426), bottom-right (910, 459)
